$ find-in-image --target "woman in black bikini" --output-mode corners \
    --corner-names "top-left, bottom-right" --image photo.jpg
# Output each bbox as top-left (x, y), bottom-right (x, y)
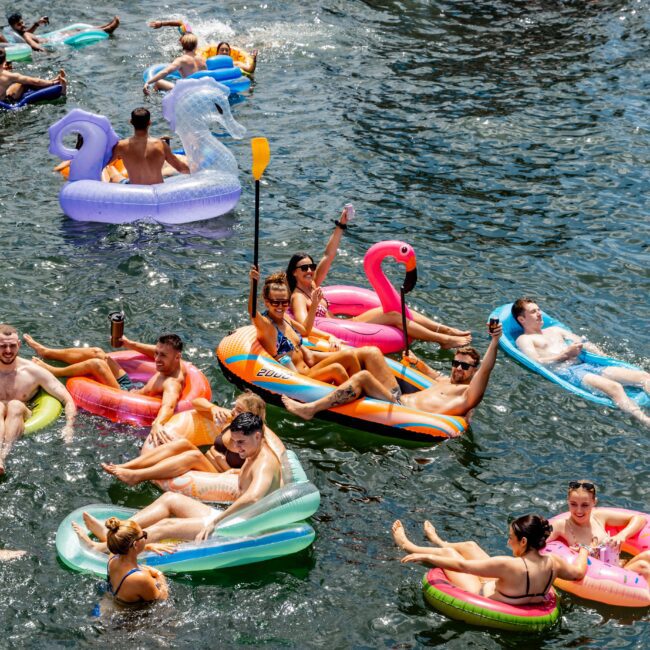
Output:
top-left (392, 515), bottom-right (588, 605)
top-left (249, 268), bottom-right (400, 399)
top-left (104, 517), bottom-right (168, 605)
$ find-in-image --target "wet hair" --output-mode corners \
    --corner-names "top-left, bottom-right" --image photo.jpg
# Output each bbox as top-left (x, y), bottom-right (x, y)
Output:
top-left (511, 514), bottom-right (553, 551)
top-left (105, 517), bottom-right (143, 555)
top-left (0, 323), bottom-right (17, 337)
top-left (179, 33), bottom-right (198, 51)
top-left (511, 297), bottom-right (536, 324)
top-left (130, 107), bottom-right (151, 131)
top-left (235, 391), bottom-right (266, 421)
top-left (157, 333), bottom-right (183, 352)
top-left (216, 41), bottom-right (231, 54)
top-left (286, 253), bottom-right (314, 292)
top-left (262, 272), bottom-right (290, 299)
top-left (7, 13), bottom-right (22, 27)
top-left (455, 346), bottom-right (480, 366)
top-left (230, 412), bottom-right (263, 436)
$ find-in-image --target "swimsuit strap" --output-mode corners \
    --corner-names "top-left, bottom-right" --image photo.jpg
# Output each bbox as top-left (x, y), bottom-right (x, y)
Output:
top-left (107, 557), bottom-right (142, 598)
top-left (521, 556), bottom-right (530, 596)
top-left (263, 312), bottom-right (302, 357)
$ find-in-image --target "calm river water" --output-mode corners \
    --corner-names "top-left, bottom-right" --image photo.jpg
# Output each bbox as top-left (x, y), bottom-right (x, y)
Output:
top-left (0, 0), bottom-right (648, 647)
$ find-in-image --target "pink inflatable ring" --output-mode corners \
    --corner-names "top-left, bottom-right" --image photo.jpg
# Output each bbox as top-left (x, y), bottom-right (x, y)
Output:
top-left (66, 351), bottom-right (212, 427)
top-left (544, 508), bottom-right (650, 607)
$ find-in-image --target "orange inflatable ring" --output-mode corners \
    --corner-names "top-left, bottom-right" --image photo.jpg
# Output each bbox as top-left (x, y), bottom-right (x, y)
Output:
top-left (56, 159), bottom-right (126, 180)
top-left (66, 351), bottom-right (212, 426)
top-left (198, 45), bottom-right (254, 74)
top-left (140, 409), bottom-right (286, 502)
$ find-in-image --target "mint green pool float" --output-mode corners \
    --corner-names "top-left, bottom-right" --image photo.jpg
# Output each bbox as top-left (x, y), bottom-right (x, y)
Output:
top-left (24, 390), bottom-right (62, 435)
top-left (56, 451), bottom-right (320, 575)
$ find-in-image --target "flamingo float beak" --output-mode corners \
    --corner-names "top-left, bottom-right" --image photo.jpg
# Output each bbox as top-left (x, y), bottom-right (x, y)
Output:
top-left (402, 266), bottom-right (417, 293)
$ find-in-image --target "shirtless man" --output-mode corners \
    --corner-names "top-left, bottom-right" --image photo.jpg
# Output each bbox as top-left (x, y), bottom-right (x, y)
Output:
top-left (6, 13), bottom-right (119, 52)
top-left (72, 412), bottom-right (282, 549)
top-left (0, 49), bottom-right (66, 102)
top-left (109, 108), bottom-right (189, 185)
top-left (24, 332), bottom-right (185, 438)
top-left (512, 298), bottom-right (650, 426)
top-left (282, 324), bottom-right (502, 420)
top-left (0, 324), bottom-right (76, 474)
top-left (143, 33), bottom-right (206, 94)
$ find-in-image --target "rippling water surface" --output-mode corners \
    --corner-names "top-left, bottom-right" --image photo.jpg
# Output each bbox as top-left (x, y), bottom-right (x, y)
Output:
top-left (1, 0), bottom-right (649, 647)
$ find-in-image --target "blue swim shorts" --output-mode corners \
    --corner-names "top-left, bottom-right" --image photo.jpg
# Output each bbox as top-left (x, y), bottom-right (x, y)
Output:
top-left (553, 362), bottom-right (605, 387)
top-left (117, 373), bottom-right (134, 391)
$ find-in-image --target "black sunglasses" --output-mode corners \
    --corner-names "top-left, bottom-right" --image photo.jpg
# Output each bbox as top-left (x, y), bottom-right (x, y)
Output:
top-left (267, 299), bottom-right (290, 307)
top-left (451, 359), bottom-right (478, 370)
top-left (296, 263), bottom-right (317, 272)
top-left (568, 481), bottom-right (596, 492)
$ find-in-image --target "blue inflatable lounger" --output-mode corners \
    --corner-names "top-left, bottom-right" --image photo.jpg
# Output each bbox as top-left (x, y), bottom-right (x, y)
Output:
top-left (56, 451), bottom-right (320, 575)
top-left (489, 302), bottom-right (649, 409)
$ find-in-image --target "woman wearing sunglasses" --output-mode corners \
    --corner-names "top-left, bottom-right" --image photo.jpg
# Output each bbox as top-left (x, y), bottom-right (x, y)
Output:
top-left (547, 481), bottom-right (650, 576)
top-left (249, 267), bottom-right (403, 398)
top-left (393, 515), bottom-right (588, 604)
top-left (103, 517), bottom-right (169, 605)
top-left (101, 391), bottom-right (284, 487)
top-left (286, 207), bottom-right (471, 349)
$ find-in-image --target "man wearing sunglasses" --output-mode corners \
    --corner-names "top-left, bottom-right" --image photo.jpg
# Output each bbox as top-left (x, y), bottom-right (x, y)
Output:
top-left (282, 323), bottom-right (501, 420)
top-left (512, 298), bottom-right (650, 427)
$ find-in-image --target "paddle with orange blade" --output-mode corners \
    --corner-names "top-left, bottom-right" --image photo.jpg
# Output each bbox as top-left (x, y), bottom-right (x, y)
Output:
top-left (251, 137), bottom-right (270, 317)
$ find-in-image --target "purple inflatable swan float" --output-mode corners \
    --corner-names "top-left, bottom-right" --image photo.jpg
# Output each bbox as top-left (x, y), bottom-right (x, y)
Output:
top-left (48, 77), bottom-right (246, 224)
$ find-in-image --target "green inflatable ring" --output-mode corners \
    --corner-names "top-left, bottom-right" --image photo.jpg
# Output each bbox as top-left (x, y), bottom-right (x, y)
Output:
top-left (24, 390), bottom-right (63, 435)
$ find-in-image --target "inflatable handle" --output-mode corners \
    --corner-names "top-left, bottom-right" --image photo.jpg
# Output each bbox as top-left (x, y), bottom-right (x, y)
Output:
top-left (206, 55), bottom-right (235, 70)
top-left (48, 108), bottom-right (119, 181)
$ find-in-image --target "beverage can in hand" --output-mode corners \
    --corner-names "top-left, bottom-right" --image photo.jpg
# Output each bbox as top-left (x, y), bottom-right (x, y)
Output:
top-left (109, 311), bottom-right (125, 348)
top-left (344, 203), bottom-right (355, 221)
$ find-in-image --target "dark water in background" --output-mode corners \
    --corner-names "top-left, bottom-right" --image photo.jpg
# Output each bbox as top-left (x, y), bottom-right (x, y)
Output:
top-left (0, 0), bottom-right (649, 646)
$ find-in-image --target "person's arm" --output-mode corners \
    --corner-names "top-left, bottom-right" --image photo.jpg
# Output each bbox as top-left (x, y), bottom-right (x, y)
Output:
top-left (313, 207), bottom-right (349, 287)
top-left (148, 19), bottom-right (185, 29)
top-left (163, 141), bottom-right (190, 174)
top-left (401, 350), bottom-right (442, 380)
top-left (601, 511), bottom-right (647, 546)
top-left (35, 367), bottom-right (76, 442)
top-left (5, 71), bottom-right (55, 87)
top-left (144, 57), bottom-right (182, 94)
top-left (19, 31), bottom-right (46, 52)
top-left (553, 546), bottom-right (589, 581)
top-left (121, 336), bottom-right (157, 358)
top-left (26, 17), bottom-right (48, 33)
top-left (463, 324), bottom-right (501, 410)
top-left (248, 266), bottom-right (269, 333)
top-left (516, 329), bottom-right (582, 366)
top-left (196, 457), bottom-right (277, 540)
top-left (150, 378), bottom-right (183, 437)
top-left (401, 552), bottom-right (510, 579)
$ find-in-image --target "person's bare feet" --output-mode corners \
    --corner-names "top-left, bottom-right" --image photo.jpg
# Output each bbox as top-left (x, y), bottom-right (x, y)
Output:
top-left (0, 549), bottom-right (26, 561)
top-left (103, 16), bottom-right (120, 34)
top-left (56, 69), bottom-right (67, 95)
top-left (101, 462), bottom-right (118, 476)
top-left (29, 357), bottom-right (55, 372)
top-left (423, 520), bottom-right (445, 546)
top-left (72, 522), bottom-right (100, 550)
top-left (82, 511), bottom-right (107, 541)
top-left (23, 334), bottom-right (47, 357)
top-left (439, 334), bottom-right (472, 350)
top-left (111, 466), bottom-right (141, 486)
top-left (392, 520), bottom-right (411, 550)
top-left (281, 396), bottom-right (315, 420)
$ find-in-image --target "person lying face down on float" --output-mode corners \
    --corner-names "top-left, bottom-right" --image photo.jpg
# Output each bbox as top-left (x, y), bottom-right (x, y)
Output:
top-left (72, 412), bottom-right (282, 549)
top-left (0, 49), bottom-right (66, 102)
top-left (108, 108), bottom-right (189, 185)
top-left (281, 322), bottom-right (502, 421)
top-left (512, 297), bottom-right (650, 427)
top-left (0, 323), bottom-right (76, 474)
top-left (23, 332), bottom-right (185, 439)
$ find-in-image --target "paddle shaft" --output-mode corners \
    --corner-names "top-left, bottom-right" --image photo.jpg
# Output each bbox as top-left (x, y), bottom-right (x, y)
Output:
top-left (252, 180), bottom-right (261, 317)
top-left (401, 287), bottom-right (409, 356)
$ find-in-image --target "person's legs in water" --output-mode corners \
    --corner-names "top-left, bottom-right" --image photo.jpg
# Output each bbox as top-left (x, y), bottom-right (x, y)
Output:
top-left (0, 400), bottom-right (30, 475)
top-left (582, 373), bottom-right (650, 427)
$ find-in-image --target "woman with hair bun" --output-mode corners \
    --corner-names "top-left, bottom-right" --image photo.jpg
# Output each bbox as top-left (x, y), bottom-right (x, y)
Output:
top-left (101, 517), bottom-right (169, 605)
top-left (392, 515), bottom-right (588, 605)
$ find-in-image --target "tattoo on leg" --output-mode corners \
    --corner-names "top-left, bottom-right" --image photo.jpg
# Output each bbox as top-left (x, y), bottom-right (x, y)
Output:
top-left (330, 386), bottom-right (357, 407)
top-left (390, 386), bottom-right (402, 403)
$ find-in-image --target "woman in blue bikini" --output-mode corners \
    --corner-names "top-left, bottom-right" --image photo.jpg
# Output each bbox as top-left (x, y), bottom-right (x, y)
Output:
top-left (392, 515), bottom-right (588, 605)
top-left (103, 517), bottom-right (169, 605)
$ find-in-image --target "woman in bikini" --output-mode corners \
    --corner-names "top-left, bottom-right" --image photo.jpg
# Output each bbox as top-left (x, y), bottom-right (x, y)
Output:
top-left (102, 517), bottom-right (169, 605)
top-left (286, 206), bottom-right (472, 350)
top-left (249, 268), bottom-right (401, 401)
top-left (547, 480), bottom-right (650, 576)
top-left (101, 392), bottom-right (285, 487)
top-left (392, 515), bottom-right (588, 604)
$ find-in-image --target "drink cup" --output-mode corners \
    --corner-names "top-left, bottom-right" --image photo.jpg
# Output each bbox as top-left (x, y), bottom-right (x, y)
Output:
top-left (109, 311), bottom-right (125, 348)
top-left (489, 317), bottom-right (500, 333)
top-left (344, 203), bottom-right (355, 222)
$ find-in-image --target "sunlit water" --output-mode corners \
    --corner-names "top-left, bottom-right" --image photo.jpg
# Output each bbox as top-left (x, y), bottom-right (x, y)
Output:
top-left (0, 0), bottom-right (648, 647)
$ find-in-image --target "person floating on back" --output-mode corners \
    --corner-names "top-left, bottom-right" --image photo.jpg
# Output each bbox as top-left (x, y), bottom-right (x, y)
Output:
top-left (0, 48), bottom-right (66, 103)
